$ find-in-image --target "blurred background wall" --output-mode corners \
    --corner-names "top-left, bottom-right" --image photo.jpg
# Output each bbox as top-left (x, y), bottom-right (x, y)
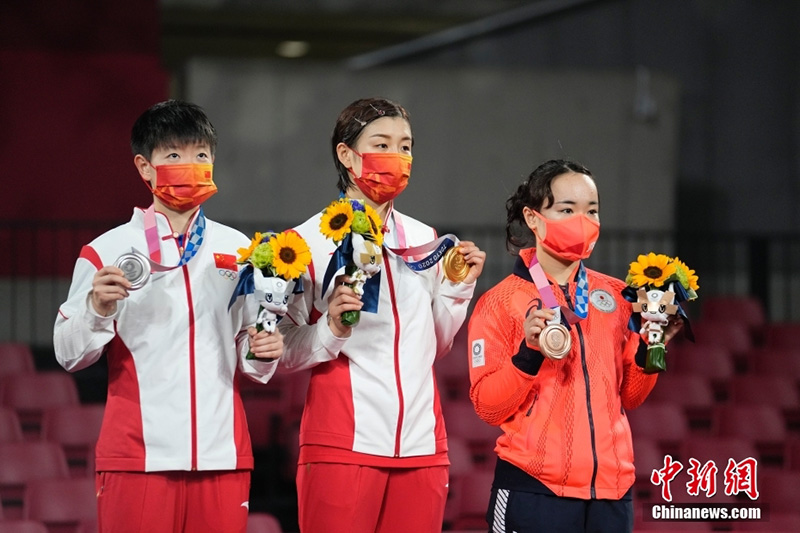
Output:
top-left (1, 0), bottom-right (799, 338)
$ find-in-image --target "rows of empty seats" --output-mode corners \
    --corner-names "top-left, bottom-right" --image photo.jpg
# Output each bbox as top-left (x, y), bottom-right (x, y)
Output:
top-left (0, 343), bottom-right (284, 533)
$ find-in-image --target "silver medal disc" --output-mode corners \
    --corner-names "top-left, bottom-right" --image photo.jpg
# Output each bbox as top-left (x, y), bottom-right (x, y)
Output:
top-left (539, 323), bottom-right (572, 360)
top-left (114, 252), bottom-right (150, 290)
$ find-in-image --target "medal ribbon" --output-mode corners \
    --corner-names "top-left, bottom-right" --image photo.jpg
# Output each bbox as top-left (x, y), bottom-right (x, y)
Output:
top-left (385, 234), bottom-right (459, 272)
top-left (528, 255), bottom-right (589, 325)
top-left (385, 208), bottom-right (460, 273)
top-left (142, 204), bottom-right (206, 268)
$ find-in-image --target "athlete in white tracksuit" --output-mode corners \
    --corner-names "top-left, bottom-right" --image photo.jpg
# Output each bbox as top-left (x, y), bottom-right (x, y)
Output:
top-left (276, 97), bottom-right (486, 533)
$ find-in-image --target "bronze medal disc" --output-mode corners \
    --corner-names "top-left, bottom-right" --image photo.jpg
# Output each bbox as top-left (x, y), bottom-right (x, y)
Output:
top-left (114, 252), bottom-right (150, 290)
top-left (539, 323), bottom-right (571, 360)
top-left (442, 246), bottom-right (469, 283)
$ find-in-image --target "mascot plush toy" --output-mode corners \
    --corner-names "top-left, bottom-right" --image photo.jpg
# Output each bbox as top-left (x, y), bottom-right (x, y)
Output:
top-left (631, 286), bottom-right (679, 374)
top-left (253, 267), bottom-right (296, 333)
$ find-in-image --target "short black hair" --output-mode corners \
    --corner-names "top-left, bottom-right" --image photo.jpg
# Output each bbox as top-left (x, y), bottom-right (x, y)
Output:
top-left (130, 100), bottom-right (217, 160)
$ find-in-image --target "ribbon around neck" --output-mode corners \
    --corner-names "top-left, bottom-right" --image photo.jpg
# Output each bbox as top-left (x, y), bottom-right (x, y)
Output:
top-left (228, 263), bottom-right (304, 310)
top-left (143, 204), bottom-right (206, 267)
top-left (527, 255), bottom-right (589, 327)
top-left (385, 234), bottom-right (459, 272)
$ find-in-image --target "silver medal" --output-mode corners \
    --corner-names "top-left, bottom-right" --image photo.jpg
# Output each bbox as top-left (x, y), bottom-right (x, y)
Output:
top-left (114, 252), bottom-right (151, 290)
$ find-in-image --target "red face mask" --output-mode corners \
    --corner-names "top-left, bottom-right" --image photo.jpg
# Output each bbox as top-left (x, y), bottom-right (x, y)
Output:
top-left (349, 150), bottom-right (412, 205)
top-left (533, 211), bottom-right (600, 261)
top-left (148, 163), bottom-right (217, 211)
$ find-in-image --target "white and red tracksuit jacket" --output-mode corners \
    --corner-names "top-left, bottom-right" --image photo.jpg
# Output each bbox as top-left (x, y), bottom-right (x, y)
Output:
top-left (54, 207), bottom-right (277, 472)
top-left (279, 208), bottom-right (476, 467)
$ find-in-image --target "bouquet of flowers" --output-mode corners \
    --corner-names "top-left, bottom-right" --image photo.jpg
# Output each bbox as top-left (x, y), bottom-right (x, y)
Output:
top-left (233, 230), bottom-right (311, 359)
top-left (319, 197), bottom-right (384, 327)
top-left (624, 252), bottom-right (699, 373)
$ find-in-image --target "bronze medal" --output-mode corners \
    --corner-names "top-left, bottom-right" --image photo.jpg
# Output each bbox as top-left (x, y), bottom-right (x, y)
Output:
top-left (539, 322), bottom-right (571, 360)
top-left (114, 251), bottom-right (151, 290)
top-left (442, 246), bottom-right (469, 283)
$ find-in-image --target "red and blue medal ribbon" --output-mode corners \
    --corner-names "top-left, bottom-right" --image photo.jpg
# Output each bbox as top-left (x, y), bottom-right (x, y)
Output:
top-left (528, 255), bottom-right (589, 326)
top-left (143, 204), bottom-right (206, 267)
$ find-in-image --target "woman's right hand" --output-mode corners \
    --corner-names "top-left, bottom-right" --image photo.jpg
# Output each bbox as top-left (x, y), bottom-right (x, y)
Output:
top-left (326, 274), bottom-right (364, 337)
top-left (523, 308), bottom-right (556, 349)
top-left (90, 266), bottom-right (131, 317)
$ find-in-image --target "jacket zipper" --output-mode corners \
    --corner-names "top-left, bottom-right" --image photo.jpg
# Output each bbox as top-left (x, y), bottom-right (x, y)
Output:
top-left (184, 264), bottom-right (198, 471)
top-left (526, 392), bottom-right (539, 416)
top-left (562, 284), bottom-right (598, 499)
top-left (384, 259), bottom-right (405, 457)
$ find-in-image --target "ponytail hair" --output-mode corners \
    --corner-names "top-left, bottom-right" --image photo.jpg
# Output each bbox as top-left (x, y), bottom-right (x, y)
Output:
top-left (505, 159), bottom-right (594, 253)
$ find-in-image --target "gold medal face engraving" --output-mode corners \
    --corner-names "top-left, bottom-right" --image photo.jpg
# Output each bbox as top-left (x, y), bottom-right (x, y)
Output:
top-left (540, 323), bottom-right (571, 360)
top-left (114, 252), bottom-right (151, 290)
top-left (442, 246), bottom-right (469, 283)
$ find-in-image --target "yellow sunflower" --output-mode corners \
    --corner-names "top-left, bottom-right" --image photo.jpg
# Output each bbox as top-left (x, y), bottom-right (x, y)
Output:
top-left (269, 231), bottom-right (312, 280)
top-left (320, 199), bottom-right (354, 242)
top-left (364, 204), bottom-right (384, 246)
top-left (673, 256), bottom-right (699, 297)
top-left (628, 252), bottom-right (677, 288)
top-left (237, 232), bottom-right (262, 263)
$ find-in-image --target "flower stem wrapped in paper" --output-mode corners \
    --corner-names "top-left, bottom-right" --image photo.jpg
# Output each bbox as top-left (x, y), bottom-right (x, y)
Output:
top-left (229, 230), bottom-right (311, 359)
top-left (622, 253), bottom-right (699, 374)
top-left (319, 197), bottom-right (384, 327)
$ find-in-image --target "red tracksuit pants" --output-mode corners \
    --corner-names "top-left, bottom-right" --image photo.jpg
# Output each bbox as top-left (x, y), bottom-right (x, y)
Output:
top-left (95, 470), bottom-right (250, 532)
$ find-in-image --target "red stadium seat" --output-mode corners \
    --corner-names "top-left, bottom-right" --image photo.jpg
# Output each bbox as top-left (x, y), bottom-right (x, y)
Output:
top-left (435, 324), bottom-right (471, 402)
top-left (691, 319), bottom-right (754, 356)
top-left (700, 296), bottom-right (765, 332)
top-left (671, 343), bottom-right (735, 401)
top-left (732, 511), bottom-right (800, 531)
top-left (759, 470), bottom-right (800, 514)
top-left (628, 402), bottom-right (690, 459)
top-left (1, 373), bottom-right (80, 438)
top-left (449, 469), bottom-right (494, 531)
top-left (729, 375), bottom-right (800, 430)
top-left (785, 438), bottom-right (800, 471)
top-left (23, 478), bottom-right (97, 531)
top-left (247, 512), bottom-right (283, 533)
top-left (633, 437), bottom-right (667, 502)
top-left (683, 437), bottom-right (759, 480)
top-left (713, 404), bottom-right (787, 467)
top-left (0, 442), bottom-right (69, 519)
top-left (0, 520), bottom-right (50, 533)
top-left (747, 346), bottom-right (800, 381)
top-left (41, 404), bottom-right (105, 477)
top-left (441, 401), bottom-right (501, 467)
top-left (0, 406), bottom-right (24, 444)
top-left (647, 373), bottom-right (716, 431)
top-left (763, 322), bottom-right (800, 349)
top-left (0, 343), bottom-right (36, 378)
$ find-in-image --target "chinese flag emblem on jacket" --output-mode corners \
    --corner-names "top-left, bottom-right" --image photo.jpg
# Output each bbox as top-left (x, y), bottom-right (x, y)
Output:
top-left (214, 253), bottom-right (237, 271)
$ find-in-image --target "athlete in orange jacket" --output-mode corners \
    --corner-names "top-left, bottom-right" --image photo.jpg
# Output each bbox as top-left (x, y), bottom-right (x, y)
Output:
top-left (467, 160), bottom-right (683, 533)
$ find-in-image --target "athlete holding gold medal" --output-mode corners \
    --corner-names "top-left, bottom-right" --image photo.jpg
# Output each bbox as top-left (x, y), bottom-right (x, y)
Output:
top-left (277, 97), bottom-right (485, 533)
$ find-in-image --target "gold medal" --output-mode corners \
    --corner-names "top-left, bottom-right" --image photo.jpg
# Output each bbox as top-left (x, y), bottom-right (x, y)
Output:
top-left (539, 322), bottom-right (571, 360)
top-left (442, 246), bottom-right (469, 283)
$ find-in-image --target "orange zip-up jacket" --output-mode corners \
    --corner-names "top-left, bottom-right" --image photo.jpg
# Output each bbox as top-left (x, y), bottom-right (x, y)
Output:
top-left (467, 248), bottom-right (657, 500)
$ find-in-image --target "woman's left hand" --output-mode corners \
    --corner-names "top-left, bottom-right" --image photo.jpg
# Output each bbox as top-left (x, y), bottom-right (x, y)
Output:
top-left (248, 326), bottom-right (284, 360)
top-left (458, 241), bottom-right (486, 285)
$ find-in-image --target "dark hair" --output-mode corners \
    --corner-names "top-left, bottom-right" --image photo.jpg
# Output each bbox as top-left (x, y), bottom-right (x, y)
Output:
top-left (130, 100), bottom-right (217, 160)
top-left (331, 97), bottom-right (412, 193)
top-left (505, 159), bottom-right (594, 252)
